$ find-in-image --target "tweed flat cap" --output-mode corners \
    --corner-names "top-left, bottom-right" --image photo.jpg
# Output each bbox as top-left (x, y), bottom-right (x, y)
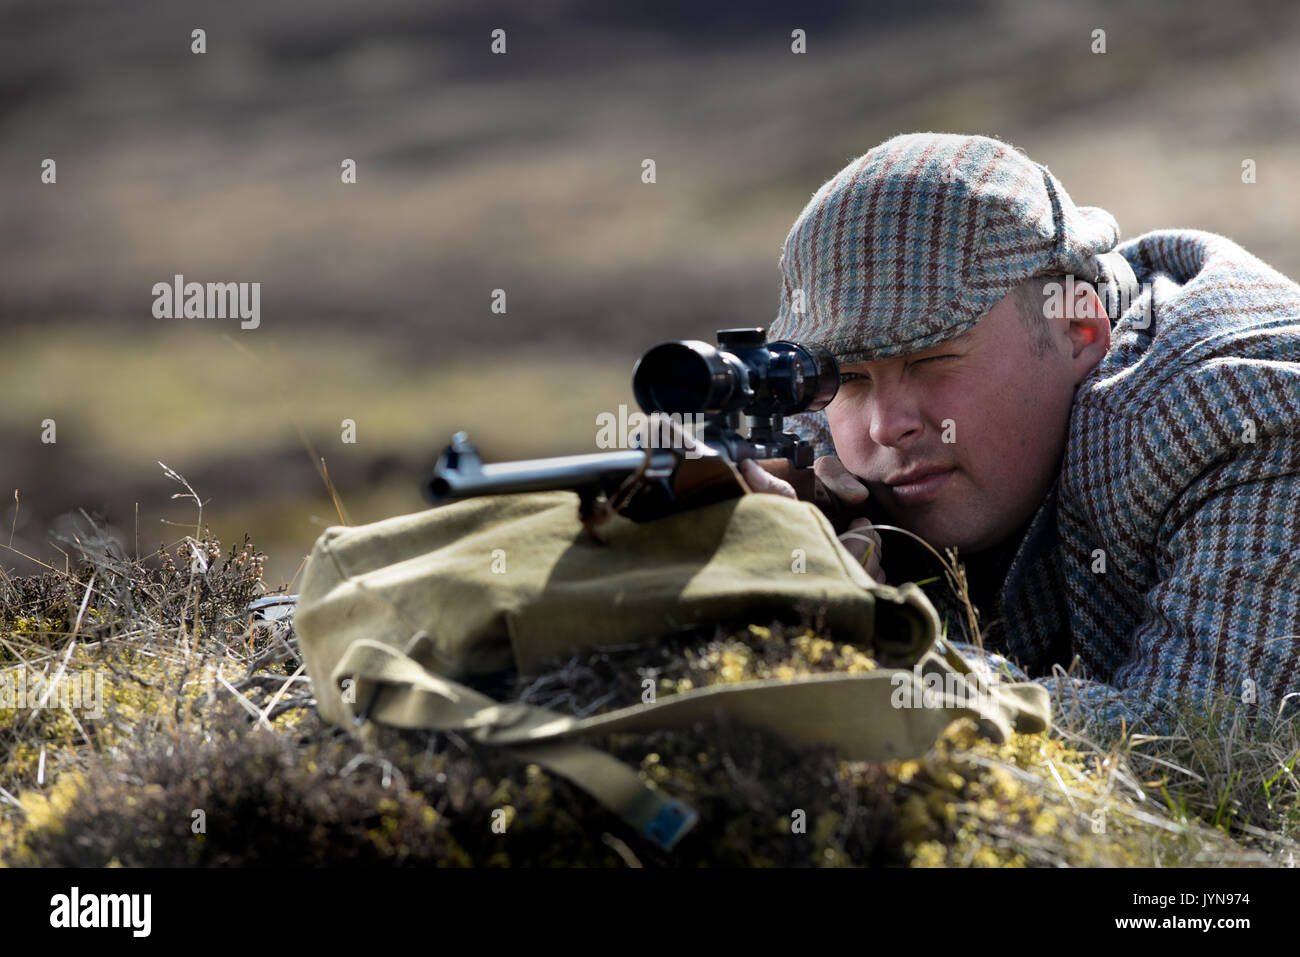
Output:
top-left (769, 132), bottom-right (1121, 363)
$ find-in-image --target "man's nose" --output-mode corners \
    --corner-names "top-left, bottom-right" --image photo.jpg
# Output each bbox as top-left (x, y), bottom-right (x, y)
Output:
top-left (866, 380), bottom-right (924, 447)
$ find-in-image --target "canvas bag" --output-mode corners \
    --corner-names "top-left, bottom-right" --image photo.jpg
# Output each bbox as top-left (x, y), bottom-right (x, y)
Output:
top-left (295, 489), bottom-right (1050, 850)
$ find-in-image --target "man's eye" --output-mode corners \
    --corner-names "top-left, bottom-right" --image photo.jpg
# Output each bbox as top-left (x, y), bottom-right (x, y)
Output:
top-left (839, 356), bottom-right (953, 385)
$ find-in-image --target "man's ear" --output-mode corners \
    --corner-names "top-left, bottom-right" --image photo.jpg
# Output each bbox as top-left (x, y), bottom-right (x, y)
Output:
top-left (1066, 281), bottom-right (1110, 375)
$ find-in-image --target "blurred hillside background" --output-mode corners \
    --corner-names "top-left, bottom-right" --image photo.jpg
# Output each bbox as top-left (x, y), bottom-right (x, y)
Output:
top-left (2, 0), bottom-right (1298, 588)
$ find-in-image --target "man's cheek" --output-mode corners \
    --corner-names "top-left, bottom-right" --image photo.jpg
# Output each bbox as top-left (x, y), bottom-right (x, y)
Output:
top-left (846, 446), bottom-right (876, 479)
top-left (826, 408), bottom-right (875, 475)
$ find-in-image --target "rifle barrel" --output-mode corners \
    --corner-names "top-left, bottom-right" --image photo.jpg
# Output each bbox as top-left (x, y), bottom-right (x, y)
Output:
top-left (427, 449), bottom-right (658, 502)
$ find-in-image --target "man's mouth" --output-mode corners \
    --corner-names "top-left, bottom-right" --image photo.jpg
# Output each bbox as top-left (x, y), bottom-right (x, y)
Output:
top-left (886, 466), bottom-right (956, 505)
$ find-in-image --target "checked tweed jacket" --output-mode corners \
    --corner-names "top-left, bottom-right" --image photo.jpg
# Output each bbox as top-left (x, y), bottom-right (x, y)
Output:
top-left (791, 228), bottom-right (1300, 735)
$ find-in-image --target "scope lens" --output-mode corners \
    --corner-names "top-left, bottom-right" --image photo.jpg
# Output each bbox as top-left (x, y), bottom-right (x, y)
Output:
top-left (633, 341), bottom-right (737, 413)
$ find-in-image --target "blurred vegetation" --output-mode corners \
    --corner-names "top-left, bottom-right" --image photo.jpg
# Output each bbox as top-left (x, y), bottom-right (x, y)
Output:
top-left (0, 323), bottom-right (632, 587)
top-left (4, 0), bottom-right (1300, 582)
top-left (1, 506), bottom-right (1296, 867)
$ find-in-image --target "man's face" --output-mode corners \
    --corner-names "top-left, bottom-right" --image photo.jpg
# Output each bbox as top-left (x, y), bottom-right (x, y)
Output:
top-left (825, 288), bottom-right (1103, 553)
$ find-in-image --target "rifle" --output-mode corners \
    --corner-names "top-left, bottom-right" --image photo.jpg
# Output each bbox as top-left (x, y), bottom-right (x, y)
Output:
top-left (422, 328), bottom-right (855, 534)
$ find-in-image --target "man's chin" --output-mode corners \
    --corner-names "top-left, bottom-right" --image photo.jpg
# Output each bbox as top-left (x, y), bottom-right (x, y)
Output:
top-left (888, 511), bottom-right (993, 555)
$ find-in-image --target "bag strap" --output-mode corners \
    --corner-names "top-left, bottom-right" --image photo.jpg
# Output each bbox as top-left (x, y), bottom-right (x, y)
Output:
top-left (333, 636), bottom-right (1049, 850)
